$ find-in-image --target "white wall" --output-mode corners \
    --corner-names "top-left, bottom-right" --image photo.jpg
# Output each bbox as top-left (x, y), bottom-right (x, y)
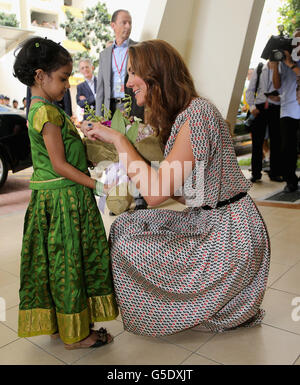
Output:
top-left (156, 0), bottom-right (195, 58)
top-left (140, 0), bottom-right (264, 129)
top-left (0, 53), bottom-right (27, 104)
top-left (1, 0), bottom-right (264, 122)
top-left (187, 0), bottom-right (264, 125)
top-left (140, 0), bottom-right (168, 41)
top-left (0, 0), bottom-right (152, 107)
top-left (250, 0), bottom-right (284, 68)
top-left (72, 0), bottom-right (151, 42)
top-left (0, 0), bottom-right (66, 105)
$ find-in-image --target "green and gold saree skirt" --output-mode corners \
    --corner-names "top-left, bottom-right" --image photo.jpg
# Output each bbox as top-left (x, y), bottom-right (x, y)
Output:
top-left (18, 185), bottom-right (118, 344)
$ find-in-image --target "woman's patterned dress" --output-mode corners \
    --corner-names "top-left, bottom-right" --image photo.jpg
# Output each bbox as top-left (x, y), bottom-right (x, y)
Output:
top-left (109, 98), bottom-right (270, 336)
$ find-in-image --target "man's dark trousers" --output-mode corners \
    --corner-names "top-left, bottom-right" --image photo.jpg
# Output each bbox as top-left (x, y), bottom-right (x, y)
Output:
top-left (280, 117), bottom-right (299, 187)
top-left (251, 103), bottom-right (281, 180)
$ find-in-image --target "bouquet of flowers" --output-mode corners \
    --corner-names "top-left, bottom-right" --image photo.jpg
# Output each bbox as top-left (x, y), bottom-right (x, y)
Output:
top-left (83, 96), bottom-right (164, 215)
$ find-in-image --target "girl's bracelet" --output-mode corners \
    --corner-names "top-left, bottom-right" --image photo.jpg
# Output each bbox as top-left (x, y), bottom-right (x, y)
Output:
top-left (93, 180), bottom-right (104, 196)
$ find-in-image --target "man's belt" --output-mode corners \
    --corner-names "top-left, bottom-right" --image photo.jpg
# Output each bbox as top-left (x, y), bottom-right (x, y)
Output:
top-left (110, 97), bottom-right (125, 104)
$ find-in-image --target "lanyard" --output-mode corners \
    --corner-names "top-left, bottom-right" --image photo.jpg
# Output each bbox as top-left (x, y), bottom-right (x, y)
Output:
top-left (112, 48), bottom-right (128, 79)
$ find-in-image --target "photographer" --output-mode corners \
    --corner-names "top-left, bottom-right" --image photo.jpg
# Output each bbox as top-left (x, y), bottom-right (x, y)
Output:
top-left (272, 28), bottom-right (300, 193)
top-left (246, 61), bottom-right (282, 183)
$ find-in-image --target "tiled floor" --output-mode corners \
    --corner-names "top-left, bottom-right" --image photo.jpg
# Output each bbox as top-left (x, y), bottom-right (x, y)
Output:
top-left (1, 170), bottom-right (300, 365)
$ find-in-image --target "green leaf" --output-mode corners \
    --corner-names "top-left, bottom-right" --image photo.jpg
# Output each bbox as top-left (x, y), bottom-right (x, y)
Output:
top-left (110, 109), bottom-right (126, 135)
top-left (0, 12), bottom-right (19, 27)
top-left (126, 121), bottom-right (139, 144)
top-left (60, 1), bottom-right (113, 72)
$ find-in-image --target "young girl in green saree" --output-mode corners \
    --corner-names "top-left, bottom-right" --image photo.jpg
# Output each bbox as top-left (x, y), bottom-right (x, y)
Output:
top-left (13, 37), bottom-right (118, 349)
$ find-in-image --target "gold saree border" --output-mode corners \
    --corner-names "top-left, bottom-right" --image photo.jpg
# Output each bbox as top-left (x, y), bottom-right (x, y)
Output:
top-left (18, 294), bottom-right (119, 344)
top-left (18, 308), bottom-right (57, 338)
top-left (56, 308), bottom-right (90, 344)
top-left (88, 293), bottom-right (119, 322)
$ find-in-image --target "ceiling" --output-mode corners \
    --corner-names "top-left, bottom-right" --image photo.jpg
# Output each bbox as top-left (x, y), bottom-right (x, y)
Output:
top-left (0, 25), bottom-right (34, 57)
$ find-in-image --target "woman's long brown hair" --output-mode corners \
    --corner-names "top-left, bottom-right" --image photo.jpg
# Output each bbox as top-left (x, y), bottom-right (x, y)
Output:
top-left (128, 40), bottom-right (199, 145)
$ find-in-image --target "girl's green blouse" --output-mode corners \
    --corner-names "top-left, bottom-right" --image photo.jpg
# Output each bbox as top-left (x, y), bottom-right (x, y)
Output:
top-left (27, 102), bottom-right (89, 190)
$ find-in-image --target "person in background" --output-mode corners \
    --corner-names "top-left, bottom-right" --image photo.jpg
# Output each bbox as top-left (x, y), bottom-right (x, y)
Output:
top-left (241, 68), bottom-right (254, 113)
top-left (96, 9), bottom-right (146, 211)
top-left (26, 86), bottom-right (72, 118)
top-left (246, 61), bottom-right (282, 183)
top-left (20, 97), bottom-right (27, 111)
top-left (76, 58), bottom-right (97, 120)
top-left (272, 28), bottom-right (300, 193)
top-left (12, 99), bottom-right (19, 109)
top-left (106, 40), bottom-right (114, 48)
top-left (96, 9), bottom-right (144, 120)
top-left (3, 96), bottom-right (11, 107)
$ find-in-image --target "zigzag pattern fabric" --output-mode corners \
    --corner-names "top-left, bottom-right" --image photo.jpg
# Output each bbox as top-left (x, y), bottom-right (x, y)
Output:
top-left (109, 98), bottom-right (270, 336)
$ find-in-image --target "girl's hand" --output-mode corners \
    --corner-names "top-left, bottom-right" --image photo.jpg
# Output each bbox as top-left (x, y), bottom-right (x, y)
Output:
top-left (86, 124), bottom-right (121, 144)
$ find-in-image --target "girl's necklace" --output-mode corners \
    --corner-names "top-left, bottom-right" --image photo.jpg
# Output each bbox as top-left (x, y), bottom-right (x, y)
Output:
top-left (30, 95), bottom-right (68, 123)
top-left (30, 96), bottom-right (53, 104)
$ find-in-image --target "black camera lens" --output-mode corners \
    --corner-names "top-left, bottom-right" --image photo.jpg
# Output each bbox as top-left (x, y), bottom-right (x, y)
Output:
top-left (269, 49), bottom-right (285, 62)
top-left (261, 31), bottom-right (292, 61)
top-left (273, 50), bottom-right (284, 61)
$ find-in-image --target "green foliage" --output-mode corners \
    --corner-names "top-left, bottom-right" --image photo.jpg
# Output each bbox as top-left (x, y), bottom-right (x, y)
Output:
top-left (60, 2), bottom-right (113, 72)
top-left (84, 95), bottom-right (141, 144)
top-left (126, 121), bottom-right (139, 144)
top-left (277, 0), bottom-right (300, 35)
top-left (101, 105), bottom-right (112, 121)
top-left (238, 158), bottom-right (300, 169)
top-left (111, 109), bottom-right (126, 135)
top-left (238, 158), bottom-right (251, 166)
top-left (122, 94), bottom-right (133, 118)
top-left (0, 12), bottom-right (19, 27)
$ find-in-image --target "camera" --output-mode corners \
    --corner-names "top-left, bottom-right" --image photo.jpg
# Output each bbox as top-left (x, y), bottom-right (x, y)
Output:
top-left (264, 90), bottom-right (279, 97)
top-left (261, 25), bottom-right (293, 61)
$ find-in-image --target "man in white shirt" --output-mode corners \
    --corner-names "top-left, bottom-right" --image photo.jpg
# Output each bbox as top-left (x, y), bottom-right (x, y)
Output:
top-left (95, 9), bottom-right (144, 120)
top-left (95, 9), bottom-right (146, 211)
top-left (76, 58), bottom-right (97, 120)
top-left (246, 61), bottom-right (282, 183)
top-left (272, 28), bottom-right (300, 192)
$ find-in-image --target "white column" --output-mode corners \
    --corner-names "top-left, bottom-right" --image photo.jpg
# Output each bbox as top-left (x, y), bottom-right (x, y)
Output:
top-left (19, 0), bottom-right (29, 29)
top-left (140, 0), bottom-right (168, 41)
top-left (140, 0), bottom-right (265, 130)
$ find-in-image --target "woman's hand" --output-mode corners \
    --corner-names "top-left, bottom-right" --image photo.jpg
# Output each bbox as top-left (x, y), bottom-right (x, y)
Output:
top-left (80, 120), bottom-right (95, 137)
top-left (86, 123), bottom-right (121, 144)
